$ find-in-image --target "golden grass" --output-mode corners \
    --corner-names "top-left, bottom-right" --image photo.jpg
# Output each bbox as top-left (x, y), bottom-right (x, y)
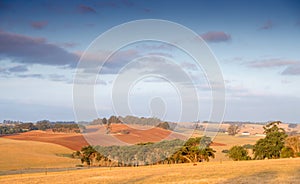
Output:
top-left (0, 138), bottom-right (80, 171)
top-left (1, 158), bottom-right (299, 184)
top-left (210, 133), bottom-right (261, 161)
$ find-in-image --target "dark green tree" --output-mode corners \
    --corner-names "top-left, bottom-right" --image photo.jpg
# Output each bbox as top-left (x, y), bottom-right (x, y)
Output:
top-left (253, 121), bottom-right (287, 159)
top-left (227, 145), bottom-right (251, 161)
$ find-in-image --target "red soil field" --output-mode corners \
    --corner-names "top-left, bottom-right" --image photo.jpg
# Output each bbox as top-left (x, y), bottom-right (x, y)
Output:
top-left (2, 130), bottom-right (89, 150)
top-left (2, 124), bottom-right (226, 150)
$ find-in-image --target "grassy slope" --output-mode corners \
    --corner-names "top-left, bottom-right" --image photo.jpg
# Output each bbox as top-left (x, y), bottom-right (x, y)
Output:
top-left (0, 138), bottom-right (80, 171)
top-left (210, 133), bottom-right (261, 161)
top-left (1, 158), bottom-right (299, 184)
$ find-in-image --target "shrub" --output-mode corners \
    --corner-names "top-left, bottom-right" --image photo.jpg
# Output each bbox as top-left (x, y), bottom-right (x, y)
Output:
top-left (222, 149), bottom-right (229, 153)
top-left (227, 146), bottom-right (251, 161)
top-left (243, 144), bottom-right (254, 149)
top-left (280, 147), bottom-right (294, 158)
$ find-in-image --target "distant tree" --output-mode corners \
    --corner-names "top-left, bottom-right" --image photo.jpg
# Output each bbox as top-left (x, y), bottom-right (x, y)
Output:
top-left (102, 118), bottom-right (107, 125)
top-left (227, 145), bottom-right (251, 161)
top-left (36, 120), bottom-right (52, 130)
top-left (16, 122), bottom-right (36, 131)
top-left (253, 121), bottom-right (287, 159)
top-left (91, 118), bottom-right (102, 125)
top-left (227, 124), bottom-right (240, 136)
top-left (108, 116), bottom-right (121, 124)
top-left (156, 122), bottom-right (170, 130)
top-left (288, 124), bottom-right (297, 129)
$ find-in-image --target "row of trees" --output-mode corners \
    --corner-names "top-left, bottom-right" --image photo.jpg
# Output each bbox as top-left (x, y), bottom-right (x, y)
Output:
top-left (227, 121), bottom-right (300, 161)
top-left (0, 120), bottom-right (84, 135)
top-left (92, 116), bottom-right (175, 134)
top-left (74, 136), bottom-right (216, 167)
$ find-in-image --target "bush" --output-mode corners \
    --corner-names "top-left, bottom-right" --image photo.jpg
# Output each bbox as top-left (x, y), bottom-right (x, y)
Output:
top-left (288, 124), bottom-right (297, 128)
top-left (280, 147), bottom-right (294, 158)
top-left (227, 146), bottom-right (251, 161)
top-left (243, 144), bottom-right (254, 149)
top-left (222, 149), bottom-right (229, 153)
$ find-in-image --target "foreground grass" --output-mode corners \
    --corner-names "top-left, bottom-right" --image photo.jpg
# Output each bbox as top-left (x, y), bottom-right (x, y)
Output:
top-left (0, 138), bottom-right (80, 171)
top-left (1, 158), bottom-right (299, 184)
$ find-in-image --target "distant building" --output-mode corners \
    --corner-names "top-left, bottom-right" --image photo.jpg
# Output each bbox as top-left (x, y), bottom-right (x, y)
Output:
top-left (241, 132), bottom-right (250, 136)
top-left (255, 133), bottom-right (266, 137)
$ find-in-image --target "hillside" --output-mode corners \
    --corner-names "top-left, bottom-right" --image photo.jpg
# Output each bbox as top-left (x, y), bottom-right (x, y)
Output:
top-left (0, 138), bottom-right (80, 171)
top-left (2, 130), bottom-right (88, 150)
top-left (2, 124), bottom-right (187, 150)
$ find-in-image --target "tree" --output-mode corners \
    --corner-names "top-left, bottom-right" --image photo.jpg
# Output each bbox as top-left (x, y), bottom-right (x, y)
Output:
top-left (280, 147), bottom-right (294, 158)
top-left (108, 116), bottom-right (121, 124)
top-left (285, 135), bottom-right (300, 157)
top-left (102, 118), bottom-right (107, 125)
top-left (172, 137), bottom-right (216, 163)
top-left (36, 120), bottom-right (51, 130)
top-left (227, 124), bottom-right (240, 136)
top-left (227, 145), bottom-right (250, 161)
top-left (156, 122), bottom-right (170, 130)
top-left (80, 145), bottom-right (104, 166)
top-left (253, 121), bottom-right (287, 159)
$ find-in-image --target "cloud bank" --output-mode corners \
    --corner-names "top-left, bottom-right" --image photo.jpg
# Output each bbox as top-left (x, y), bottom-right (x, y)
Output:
top-left (200, 31), bottom-right (231, 43)
top-left (0, 30), bottom-right (79, 67)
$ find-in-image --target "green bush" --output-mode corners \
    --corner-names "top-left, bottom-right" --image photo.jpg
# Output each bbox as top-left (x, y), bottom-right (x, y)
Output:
top-left (222, 149), bottom-right (229, 153)
top-left (242, 144), bottom-right (254, 149)
top-left (280, 147), bottom-right (294, 158)
top-left (227, 146), bottom-right (251, 161)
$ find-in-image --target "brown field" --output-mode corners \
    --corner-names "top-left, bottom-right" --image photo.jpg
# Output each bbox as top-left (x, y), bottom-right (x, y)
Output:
top-left (1, 124), bottom-right (187, 150)
top-left (1, 158), bottom-right (299, 184)
top-left (2, 130), bottom-right (89, 150)
top-left (0, 138), bottom-right (81, 171)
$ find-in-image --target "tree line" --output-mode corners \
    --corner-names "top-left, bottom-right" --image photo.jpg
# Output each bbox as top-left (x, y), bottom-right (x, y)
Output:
top-left (0, 120), bottom-right (84, 135)
top-left (73, 136), bottom-right (216, 167)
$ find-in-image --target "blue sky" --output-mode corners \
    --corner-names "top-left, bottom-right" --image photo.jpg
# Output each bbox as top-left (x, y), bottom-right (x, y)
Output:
top-left (0, 0), bottom-right (300, 123)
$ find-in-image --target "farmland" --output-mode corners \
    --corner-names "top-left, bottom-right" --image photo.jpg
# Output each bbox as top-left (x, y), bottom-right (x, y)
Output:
top-left (1, 158), bottom-right (299, 184)
top-left (0, 138), bottom-right (81, 171)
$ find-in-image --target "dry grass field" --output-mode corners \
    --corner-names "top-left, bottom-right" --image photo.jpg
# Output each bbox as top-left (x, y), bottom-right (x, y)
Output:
top-left (1, 158), bottom-right (299, 184)
top-left (210, 133), bottom-right (261, 161)
top-left (0, 138), bottom-right (81, 171)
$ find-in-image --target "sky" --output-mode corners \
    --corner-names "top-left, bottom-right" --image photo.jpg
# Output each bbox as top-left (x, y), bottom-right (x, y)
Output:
top-left (0, 0), bottom-right (300, 123)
